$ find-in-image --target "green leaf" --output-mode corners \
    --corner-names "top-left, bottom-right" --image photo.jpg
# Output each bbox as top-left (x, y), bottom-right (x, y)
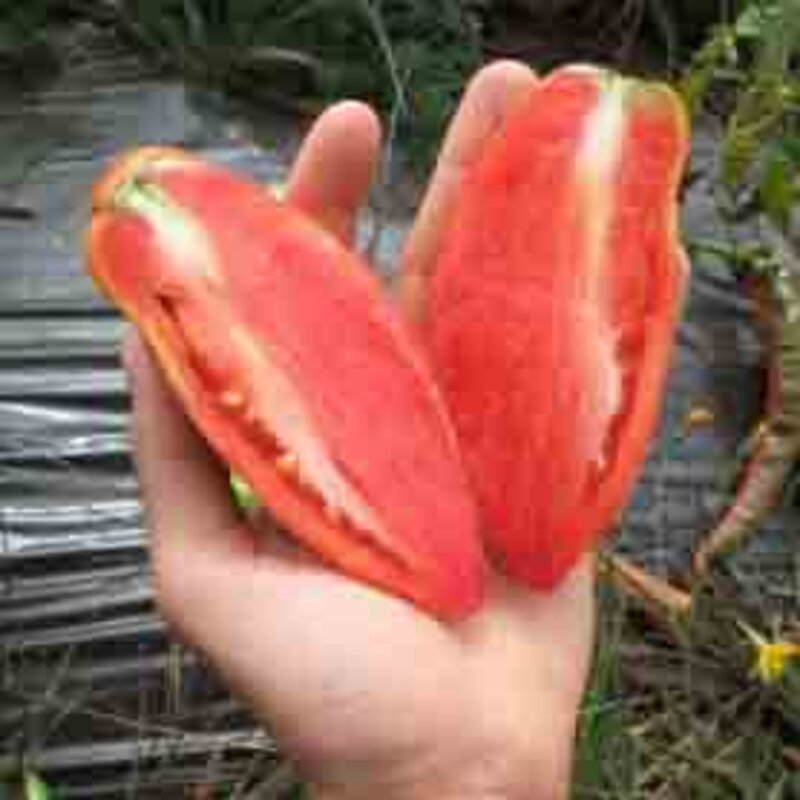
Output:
top-left (678, 24), bottom-right (738, 118)
top-left (231, 473), bottom-right (259, 512)
top-left (24, 772), bottom-right (52, 800)
top-left (759, 149), bottom-right (798, 228)
top-left (777, 133), bottom-right (800, 164)
top-left (735, 2), bottom-right (781, 39)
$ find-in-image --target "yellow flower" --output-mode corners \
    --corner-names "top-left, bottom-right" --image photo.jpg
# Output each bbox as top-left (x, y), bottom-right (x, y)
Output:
top-left (739, 621), bottom-right (800, 684)
top-left (681, 404), bottom-right (715, 436)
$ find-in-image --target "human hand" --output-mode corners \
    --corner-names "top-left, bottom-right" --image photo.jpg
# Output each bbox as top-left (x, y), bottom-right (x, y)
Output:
top-left (123, 61), bottom-right (596, 800)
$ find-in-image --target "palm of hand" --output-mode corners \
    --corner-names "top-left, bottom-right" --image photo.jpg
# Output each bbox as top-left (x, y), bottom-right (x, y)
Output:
top-left (125, 61), bottom-right (595, 800)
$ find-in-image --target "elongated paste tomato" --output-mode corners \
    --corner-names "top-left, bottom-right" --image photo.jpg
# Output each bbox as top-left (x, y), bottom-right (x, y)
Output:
top-left (427, 66), bottom-right (690, 589)
top-left (88, 148), bottom-right (485, 619)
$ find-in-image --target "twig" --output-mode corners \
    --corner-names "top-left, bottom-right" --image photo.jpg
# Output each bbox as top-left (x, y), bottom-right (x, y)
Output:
top-left (601, 554), bottom-right (692, 622)
top-left (694, 223), bottom-right (800, 575)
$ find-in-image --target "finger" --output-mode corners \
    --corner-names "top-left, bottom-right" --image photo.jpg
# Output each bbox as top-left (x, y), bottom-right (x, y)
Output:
top-left (399, 60), bottom-right (538, 321)
top-left (286, 100), bottom-right (382, 246)
top-left (122, 330), bottom-right (251, 575)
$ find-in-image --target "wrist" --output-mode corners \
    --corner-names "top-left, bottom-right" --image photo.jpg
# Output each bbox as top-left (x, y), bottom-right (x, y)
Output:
top-left (311, 785), bottom-right (566, 800)
top-left (297, 702), bottom-right (576, 800)
top-left (307, 760), bottom-right (570, 800)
